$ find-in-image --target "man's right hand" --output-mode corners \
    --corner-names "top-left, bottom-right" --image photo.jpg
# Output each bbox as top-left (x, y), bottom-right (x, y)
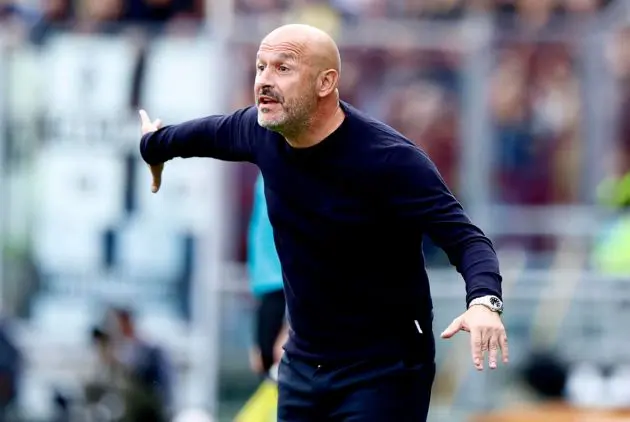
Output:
top-left (139, 109), bottom-right (163, 193)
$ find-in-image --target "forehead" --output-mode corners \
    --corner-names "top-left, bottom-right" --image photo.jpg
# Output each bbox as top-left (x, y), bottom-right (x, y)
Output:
top-left (256, 41), bottom-right (306, 62)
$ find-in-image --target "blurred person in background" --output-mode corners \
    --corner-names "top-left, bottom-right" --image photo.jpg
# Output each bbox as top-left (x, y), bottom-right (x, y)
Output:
top-left (247, 173), bottom-right (287, 379)
top-left (0, 0), bottom-right (40, 45)
top-left (384, 80), bottom-right (458, 191)
top-left (490, 44), bottom-right (581, 207)
top-left (77, 0), bottom-right (125, 34)
top-left (108, 307), bottom-right (174, 422)
top-left (235, 172), bottom-right (287, 422)
top-left (0, 0), bottom-right (39, 25)
top-left (80, 326), bottom-right (125, 422)
top-left (0, 317), bottom-right (21, 422)
top-left (123, 0), bottom-right (204, 35)
top-left (124, 0), bottom-right (199, 22)
top-left (592, 170), bottom-right (630, 274)
top-left (494, 0), bottom-right (560, 31)
top-left (592, 40), bottom-right (630, 274)
top-left (29, 0), bottom-right (74, 45)
top-left (285, 0), bottom-right (342, 38)
top-left (80, 319), bottom-right (160, 422)
top-left (80, 308), bottom-right (174, 422)
top-left (402, 0), bottom-right (466, 20)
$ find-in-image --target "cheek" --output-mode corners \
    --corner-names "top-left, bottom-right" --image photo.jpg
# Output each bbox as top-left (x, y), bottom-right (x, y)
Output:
top-left (283, 82), bottom-right (308, 101)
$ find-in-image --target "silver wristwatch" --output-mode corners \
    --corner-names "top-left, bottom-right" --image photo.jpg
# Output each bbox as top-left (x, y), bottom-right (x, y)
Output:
top-left (469, 295), bottom-right (503, 314)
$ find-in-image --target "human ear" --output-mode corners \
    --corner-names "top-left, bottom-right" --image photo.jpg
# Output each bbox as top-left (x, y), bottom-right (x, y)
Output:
top-left (317, 69), bottom-right (338, 97)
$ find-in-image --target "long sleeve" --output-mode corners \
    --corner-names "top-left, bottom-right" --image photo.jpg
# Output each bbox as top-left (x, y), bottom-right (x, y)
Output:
top-left (382, 144), bottom-right (502, 306)
top-left (140, 106), bottom-right (258, 165)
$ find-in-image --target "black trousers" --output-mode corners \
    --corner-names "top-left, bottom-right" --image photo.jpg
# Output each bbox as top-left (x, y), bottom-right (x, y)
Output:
top-left (254, 289), bottom-right (286, 374)
top-left (277, 351), bottom-right (436, 422)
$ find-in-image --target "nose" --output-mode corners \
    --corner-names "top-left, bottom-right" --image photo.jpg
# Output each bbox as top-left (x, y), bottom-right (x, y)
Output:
top-left (255, 68), bottom-right (273, 91)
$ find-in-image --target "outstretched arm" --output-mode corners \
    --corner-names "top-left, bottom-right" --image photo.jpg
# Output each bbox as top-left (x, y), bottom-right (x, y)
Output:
top-left (140, 107), bottom-right (258, 164)
top-left (139, 106), bottom-right (259, 192)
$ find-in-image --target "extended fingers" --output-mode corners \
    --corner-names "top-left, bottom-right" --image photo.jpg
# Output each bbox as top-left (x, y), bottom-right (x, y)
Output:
top-left (139, 109), bottom-right (151, 125)
top-left (500, 331), bottom-right (509, 364)
top-left (488, 330), bottom-right (499, 369)
top-left (471, 325), bottom-right (509, 371)
top-left (471, 329), bottom-right (483, 370)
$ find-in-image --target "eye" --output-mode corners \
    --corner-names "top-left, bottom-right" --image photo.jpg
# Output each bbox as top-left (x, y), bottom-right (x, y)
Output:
top-left (278, 65), bottom-right (289, 72)
top-left (256, 64), bottom-right (265, 72)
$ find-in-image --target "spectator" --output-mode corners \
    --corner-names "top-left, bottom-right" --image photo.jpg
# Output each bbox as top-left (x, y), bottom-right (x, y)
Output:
top-left (82, 326), bottom-right (126, 421)
top-left (110, 307), bottom-right (174, 422)
top-left (592, 171), bottom-right (630, 274)
top-left (29, 0), bottom-right (74, 45)
top-left (0, 0), bottom-right (40, 45)
top-left (0, 318), bottom-right (21, 422)
top-left (78, 0), bottom-right (127, 33)
top-left (286, 0), bottom-right (342, 37)
top-left (124, 0), bottom-right (203, 35)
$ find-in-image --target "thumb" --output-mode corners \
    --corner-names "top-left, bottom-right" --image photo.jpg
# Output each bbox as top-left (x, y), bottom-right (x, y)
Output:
top-left (150, 164), bottom-right (163, 193)
top-left (153, 118), bottom-right (162, 129)
top-left (441, 317), bottom-right (463, 339)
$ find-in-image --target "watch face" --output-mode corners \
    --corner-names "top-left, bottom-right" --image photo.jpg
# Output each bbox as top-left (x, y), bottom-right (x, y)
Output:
top-left (490, 296), bottom-right (503, 309)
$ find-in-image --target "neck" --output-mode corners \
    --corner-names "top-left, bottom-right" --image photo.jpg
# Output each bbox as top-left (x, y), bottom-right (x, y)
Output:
top-left (283, 100), bottom-right (345, 148)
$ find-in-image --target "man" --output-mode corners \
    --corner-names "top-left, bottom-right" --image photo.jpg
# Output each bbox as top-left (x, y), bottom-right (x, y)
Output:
top-left (139, 24), bottom-right (508, 422)
top-left (247, 173), bottom-right (288, 378)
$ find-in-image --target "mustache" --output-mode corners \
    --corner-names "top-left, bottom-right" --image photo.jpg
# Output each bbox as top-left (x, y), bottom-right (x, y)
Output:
top-left (257, 87), bottom-right (283, 103)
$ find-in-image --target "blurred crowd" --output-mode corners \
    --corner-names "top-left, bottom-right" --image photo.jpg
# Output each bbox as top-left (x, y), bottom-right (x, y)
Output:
top-left (234, 0), bottom-right (613, 21)
top-left (2, 0), bottom-right (630, 259)
top-left (0, 0), bottom-right (204, 40)
top-left (0, 0), bottom-right (617, 26)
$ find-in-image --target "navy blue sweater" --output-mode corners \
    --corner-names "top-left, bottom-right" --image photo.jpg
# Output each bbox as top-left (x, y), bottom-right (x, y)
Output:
top-left (140, 101), bottom-right (502, 361)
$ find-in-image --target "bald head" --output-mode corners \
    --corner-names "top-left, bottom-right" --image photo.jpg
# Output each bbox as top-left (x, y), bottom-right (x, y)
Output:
top-left (261, 24), bottom-right (341, 76)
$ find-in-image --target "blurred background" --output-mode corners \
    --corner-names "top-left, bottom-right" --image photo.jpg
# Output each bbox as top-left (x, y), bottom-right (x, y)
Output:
top-left (2, 0), bottom-right (630, 421)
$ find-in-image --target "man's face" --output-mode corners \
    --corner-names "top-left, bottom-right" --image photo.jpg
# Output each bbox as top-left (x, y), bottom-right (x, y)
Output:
top-left (254, 46), bottom-right (317, 132)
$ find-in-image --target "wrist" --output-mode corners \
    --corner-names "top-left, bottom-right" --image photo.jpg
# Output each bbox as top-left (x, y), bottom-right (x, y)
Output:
top-left (468, 295), bottom-right (504, 314)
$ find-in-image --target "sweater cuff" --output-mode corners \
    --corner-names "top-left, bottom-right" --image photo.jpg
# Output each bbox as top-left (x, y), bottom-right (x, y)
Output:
top-left (465, 274), bottom-right (502, 308)
top-left (139, 132), bottom-right (164, 166)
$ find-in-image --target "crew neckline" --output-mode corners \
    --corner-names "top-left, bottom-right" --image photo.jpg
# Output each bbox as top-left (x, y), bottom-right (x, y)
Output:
top-left (282, 101), bottom-right (351, 156)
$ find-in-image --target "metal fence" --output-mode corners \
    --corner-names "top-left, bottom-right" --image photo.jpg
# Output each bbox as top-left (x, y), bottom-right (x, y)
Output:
top-left (1, 9), bottom-right (630, 420)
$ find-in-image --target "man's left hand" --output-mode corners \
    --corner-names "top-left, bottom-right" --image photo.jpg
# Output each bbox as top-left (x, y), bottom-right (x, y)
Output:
top-left (440, 305), bottom-right (509, 371)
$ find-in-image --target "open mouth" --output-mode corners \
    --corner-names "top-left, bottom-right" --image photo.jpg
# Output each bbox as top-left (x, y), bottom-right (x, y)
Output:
top-left (258, 96), bottom-right (279, 106)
